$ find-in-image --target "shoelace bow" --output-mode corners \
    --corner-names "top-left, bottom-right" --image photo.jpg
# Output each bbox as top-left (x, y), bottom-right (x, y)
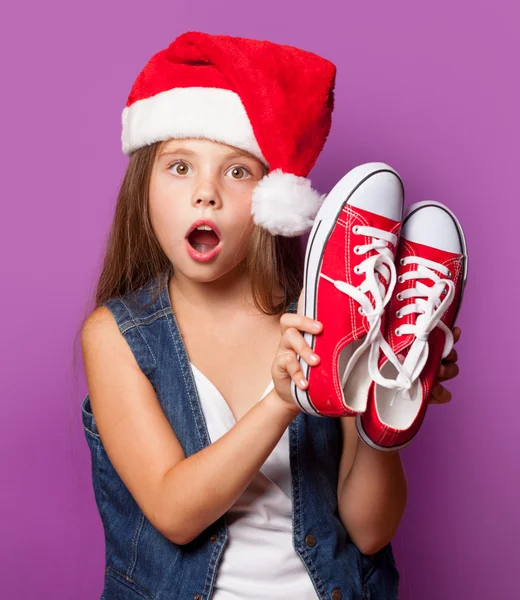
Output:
top-left (368, 255), bottom-right (456, 404)
top-left (320, 224), bottom-right (398, 389)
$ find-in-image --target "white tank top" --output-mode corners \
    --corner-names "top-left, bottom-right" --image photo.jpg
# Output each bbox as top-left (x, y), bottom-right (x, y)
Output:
top-left (189, 362), bottom-right (319, 599)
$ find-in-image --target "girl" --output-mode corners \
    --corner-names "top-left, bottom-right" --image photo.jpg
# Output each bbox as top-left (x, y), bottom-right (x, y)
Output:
top-left (80, 32), bottom-right (461, 600)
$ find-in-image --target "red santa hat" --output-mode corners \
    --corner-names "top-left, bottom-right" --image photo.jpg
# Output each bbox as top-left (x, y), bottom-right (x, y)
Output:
top-left (122, 31), bottom-right (337, 237)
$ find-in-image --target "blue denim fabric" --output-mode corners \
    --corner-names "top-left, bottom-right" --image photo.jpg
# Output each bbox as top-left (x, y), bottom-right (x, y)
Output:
top-left (81, 271), bottom-right (400, 599)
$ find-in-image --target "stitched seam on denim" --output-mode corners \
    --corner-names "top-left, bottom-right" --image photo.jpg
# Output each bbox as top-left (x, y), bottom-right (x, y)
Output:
top-left (119, 307), bottom-right (173, 334)
top-left (106, 565), bottom-right (156, 599)
top-left (202, 530), bottom-right (228, 599)
top-left (291, 418), bottom-right (327, 600)
top-left (301, 547), bottom-right (327, 596)
top-left (84, 426), bottom-right (100, 439)
top-left (118, 299), bottom-right (158, 366)
top-left (127, 511), bottom-right (145, 579)
top-left (90, 440), bottom-right (111, 543)
top-left (159, 286), bottom-right (207, 448)
top-left (293, 416), bottom-right (302, 546)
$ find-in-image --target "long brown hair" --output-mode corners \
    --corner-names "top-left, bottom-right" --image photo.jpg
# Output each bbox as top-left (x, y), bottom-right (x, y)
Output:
top-left (73, 140), bottom-right (305, 371)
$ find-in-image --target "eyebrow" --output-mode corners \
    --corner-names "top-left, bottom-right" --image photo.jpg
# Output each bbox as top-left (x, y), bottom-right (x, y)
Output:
top-left (158, 147), bottom-right (254, 160)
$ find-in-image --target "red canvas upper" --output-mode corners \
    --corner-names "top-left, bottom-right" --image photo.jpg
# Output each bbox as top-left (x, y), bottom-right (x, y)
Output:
top-left (307, 204), bottom-right (401, 416)
top-left (361, 236), bottom-right (465, 447)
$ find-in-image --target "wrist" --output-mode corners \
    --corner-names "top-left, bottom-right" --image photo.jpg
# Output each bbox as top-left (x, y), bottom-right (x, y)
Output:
top-left (263, 389), bottom-right (301, 422)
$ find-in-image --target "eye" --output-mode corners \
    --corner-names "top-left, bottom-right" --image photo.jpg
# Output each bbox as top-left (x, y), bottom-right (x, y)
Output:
top-left (167, 160), bottom-right (192, 176)
top-left (226, 166), bottom-right (251, 180)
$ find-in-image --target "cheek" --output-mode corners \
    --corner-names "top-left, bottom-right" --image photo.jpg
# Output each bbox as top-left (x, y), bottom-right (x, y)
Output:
top-left (149, 191), bottom-right (184, 254)
top-left (230, 205), bottom-right (256, 243)
top-left (232, 189), bottom-right (255, 221)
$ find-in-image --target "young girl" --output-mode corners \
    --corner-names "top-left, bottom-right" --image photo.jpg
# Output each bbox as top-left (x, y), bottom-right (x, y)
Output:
top-left (80, 31), bottom-right (461, 600)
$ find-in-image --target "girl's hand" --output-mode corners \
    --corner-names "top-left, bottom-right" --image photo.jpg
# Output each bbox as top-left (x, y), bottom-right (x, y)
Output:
top-left (271, 290), bottom-right (323, 411)
top-left (427, 326), bottom-right (462, 404)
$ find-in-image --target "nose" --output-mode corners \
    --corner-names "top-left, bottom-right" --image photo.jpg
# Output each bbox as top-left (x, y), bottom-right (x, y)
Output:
top-left (192, 178), bottom-right (222, 209)
top-left (195, 196), bottom-right (216, 207)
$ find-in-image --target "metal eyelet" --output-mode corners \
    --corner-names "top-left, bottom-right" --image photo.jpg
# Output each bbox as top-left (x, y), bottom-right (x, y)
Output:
top-left (353, 245), bottom-right (360, 254)
top-left (353, 265), bottom-right (361, 274)
top-left (358, 307), bottom-right (364, 315)
top-left (395, 328), bottom-right (401, 336)
top-left (447, 269), bottom-right (452, 277)
top-left (397, 275), bottom-right (403, 283)
top-left (396, 310), bottom-right (401, 318)
top-left (396, 292), bottom-right (403, 301)
top-left (352, 225), bottom-right (360, 234)
top-left (400, 258), bottom-right (406, 266)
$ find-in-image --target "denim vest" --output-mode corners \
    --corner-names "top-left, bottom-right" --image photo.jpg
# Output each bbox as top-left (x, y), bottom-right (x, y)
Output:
top-left (81, 272), bottom-right (400, 600)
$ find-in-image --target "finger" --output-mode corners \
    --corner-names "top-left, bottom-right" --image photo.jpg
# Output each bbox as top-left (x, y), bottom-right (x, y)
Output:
top-left (279, 312), bottom-right (322, 337)
top-left (453, 327), bottom-right (461, 343)
top-left (280, 326), bottom-right (321, 369)
top-left (435, 361), bottom-right (460, 381)
top-left (275, 348), bottom-right (310, 390)
top-left (429, 382), bottom-right (452, 404)
top-left (442, 347), bottom-right (458, 363)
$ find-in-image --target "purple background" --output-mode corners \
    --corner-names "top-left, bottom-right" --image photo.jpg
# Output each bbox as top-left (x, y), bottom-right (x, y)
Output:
top-left (2, 1), bottom-right (517, 598)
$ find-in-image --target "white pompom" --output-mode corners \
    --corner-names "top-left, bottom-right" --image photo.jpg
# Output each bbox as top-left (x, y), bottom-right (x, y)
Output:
top-left (251, 169), bottom-right (326, 237)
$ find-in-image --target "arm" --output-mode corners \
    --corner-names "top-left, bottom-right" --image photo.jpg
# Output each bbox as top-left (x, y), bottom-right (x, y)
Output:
top-left (336, 417), bottom-right (407, 556)
top-left (82, 307), bottom-right (299, 546)
top-left (159, 390), bottom-right (298, 544)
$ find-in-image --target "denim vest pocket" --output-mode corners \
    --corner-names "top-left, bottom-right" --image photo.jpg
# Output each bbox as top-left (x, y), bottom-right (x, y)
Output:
top-left (101, 565), bottom-right (156, 599)
top-left (82, 394), bottom-right (100, 437)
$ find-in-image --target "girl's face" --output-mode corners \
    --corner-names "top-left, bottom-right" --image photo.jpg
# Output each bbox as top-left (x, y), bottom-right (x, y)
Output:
top-left (149, 137), bottom-right (267, 282)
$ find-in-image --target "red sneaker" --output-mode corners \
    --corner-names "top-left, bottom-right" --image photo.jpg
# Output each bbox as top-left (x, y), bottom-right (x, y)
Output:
top-left (291, 163), bottom-right (404, 417)
top-left (356, 201), bottom-right (468, 450)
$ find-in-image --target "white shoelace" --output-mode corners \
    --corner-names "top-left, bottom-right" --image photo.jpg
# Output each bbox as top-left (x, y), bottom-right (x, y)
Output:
top-left (319, 224), bottom-right (398, 389)
top-left (368, 256), bottom-right (457, 404)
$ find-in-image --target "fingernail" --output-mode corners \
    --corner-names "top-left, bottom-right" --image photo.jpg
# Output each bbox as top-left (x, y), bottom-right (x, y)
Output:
top-left (313, 322), bottom-right (321, 330)
top-left (299, 378), bottom-right (307, 388)
top-left (310, 353), bottom-right (319, 362)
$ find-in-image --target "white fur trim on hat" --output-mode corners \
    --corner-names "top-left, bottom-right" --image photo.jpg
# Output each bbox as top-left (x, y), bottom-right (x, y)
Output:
top-left (251, 169), bottom-right (326, 237)
top-left (122, 86), bottom-right (268, 164)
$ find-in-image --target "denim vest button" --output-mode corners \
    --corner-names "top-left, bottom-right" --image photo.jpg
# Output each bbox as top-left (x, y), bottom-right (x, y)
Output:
top-left (210, 534), bottom-right (218, 543)
top-left (331, 589), bottom-right (342, 600)
top-left (305, 534), bottom-right (317, 547)
top-left (194, 595), bottom-right (202, 600)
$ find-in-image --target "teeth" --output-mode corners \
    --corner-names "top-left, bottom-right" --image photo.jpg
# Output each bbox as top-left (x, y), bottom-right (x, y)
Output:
top-left (196, 225), bottom-right (213, 231)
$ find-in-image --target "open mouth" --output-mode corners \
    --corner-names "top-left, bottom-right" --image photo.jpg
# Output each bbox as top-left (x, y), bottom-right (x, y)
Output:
top-left (187, 228), bottom-right (221, 254)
